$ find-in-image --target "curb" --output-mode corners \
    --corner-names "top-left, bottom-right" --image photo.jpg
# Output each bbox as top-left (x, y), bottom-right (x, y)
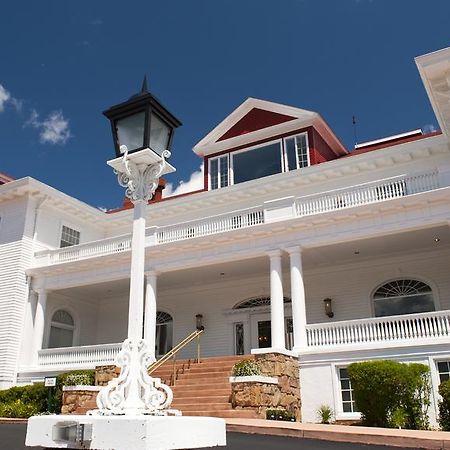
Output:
top-left (0, 418), bottom-right (28, 424)
top-left (225, 420), bottom-right (450, 449)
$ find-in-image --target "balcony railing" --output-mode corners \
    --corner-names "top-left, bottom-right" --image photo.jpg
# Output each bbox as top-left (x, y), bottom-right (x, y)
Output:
top-left (156, 206), bottom-right (264, 244)
top-left (296, 171), bottom-right (439, 217)
top-left (34, 234), bottom-right (132, 266)
top-left (37, 342), bottom-right (122, 368)
top-left (32, 170), bottom-right (441, 267)
top-left (306, 310), bottom-right (450, 349)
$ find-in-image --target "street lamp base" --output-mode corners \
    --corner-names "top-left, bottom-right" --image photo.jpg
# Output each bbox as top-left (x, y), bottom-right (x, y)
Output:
top-left (26, 414), bottom-right (226, 449)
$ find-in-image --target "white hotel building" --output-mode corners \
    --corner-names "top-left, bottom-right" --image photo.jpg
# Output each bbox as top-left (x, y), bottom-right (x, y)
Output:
top-left (1, 47), bottom-right (450, 424)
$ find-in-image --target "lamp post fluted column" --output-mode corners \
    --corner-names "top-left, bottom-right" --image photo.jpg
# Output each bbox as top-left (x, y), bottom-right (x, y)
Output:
top-left (94, 148), bottom-right (173, 416)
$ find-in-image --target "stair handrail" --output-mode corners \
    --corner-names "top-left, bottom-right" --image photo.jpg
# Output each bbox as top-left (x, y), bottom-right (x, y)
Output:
top-left (148, 329), bottom-right (204, 375)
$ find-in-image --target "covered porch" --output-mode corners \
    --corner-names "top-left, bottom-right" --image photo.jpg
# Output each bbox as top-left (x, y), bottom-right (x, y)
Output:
top-left (20, 224), bottom-right (450, 378)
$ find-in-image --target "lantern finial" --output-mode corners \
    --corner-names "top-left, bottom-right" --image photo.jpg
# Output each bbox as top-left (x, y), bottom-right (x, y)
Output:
top-left (141, 75), bottom-right (148, 94)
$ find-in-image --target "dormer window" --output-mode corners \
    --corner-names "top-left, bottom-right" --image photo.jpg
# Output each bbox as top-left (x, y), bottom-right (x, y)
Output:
top-left (208, 132), bottom-right (309, 190)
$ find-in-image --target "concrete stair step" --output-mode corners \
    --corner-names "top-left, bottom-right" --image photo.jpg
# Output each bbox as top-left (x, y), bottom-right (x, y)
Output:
top-left (172, 388), bottom-right (231, 397)
top-left (172, 395), bottom-right (230, 404)
top-left (174, 403), bottom-right (231, 412)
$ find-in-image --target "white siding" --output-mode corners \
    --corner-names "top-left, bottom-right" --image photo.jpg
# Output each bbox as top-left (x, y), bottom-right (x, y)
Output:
top-left (0, 198), bottom-right (33, 387)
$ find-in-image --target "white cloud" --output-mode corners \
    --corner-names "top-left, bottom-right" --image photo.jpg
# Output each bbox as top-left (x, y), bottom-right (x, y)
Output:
top-left (164, 164), bottom-right (204, 198)
top-left (26, 109), bottom-right (71, 145)
top-left (0, 84), bottom-right (11, 111)
top-left (0, 83), bottom-right (22, 112)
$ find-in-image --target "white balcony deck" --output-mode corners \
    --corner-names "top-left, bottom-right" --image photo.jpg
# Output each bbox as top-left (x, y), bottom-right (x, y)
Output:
top-left (34, 310), bottom-right (450, 371)
top-left (32, 170), bottom-right (440, 267)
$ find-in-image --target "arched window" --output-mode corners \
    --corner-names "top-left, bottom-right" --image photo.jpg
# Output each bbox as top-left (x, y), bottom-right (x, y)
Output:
top-left (373, 279), bottom-right (435, 317)
top-left (233, 296), bottom-right (291, 309)
top-left (48, 310), bottom-right (75, 348)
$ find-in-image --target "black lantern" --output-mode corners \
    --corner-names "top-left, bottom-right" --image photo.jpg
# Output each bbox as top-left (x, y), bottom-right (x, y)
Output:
top-left (323, 298), bottom-right (334, 318)
top-left (103, 77), bottom-right (182, 158)
top-left (195, 314), bottom-right (204, 331)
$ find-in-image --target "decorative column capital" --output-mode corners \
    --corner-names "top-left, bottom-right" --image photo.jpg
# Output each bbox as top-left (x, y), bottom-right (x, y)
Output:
top-left (144, 270), bottom-right (159, 278)
top-left (284, 245), bottom-right (302, 256)
top-left (266, 249), bottom-right (283, 259)
top-left (33, 288), bottom-right (48, 296)
top-left (115, 149), bottom-right (170, 204)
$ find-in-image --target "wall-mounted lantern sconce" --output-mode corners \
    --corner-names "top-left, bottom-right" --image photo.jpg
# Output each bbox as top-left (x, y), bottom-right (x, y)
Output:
top-left (323, 298), bottom-right (334, 318)
top-left (196, 314), bottom-right (204, 331)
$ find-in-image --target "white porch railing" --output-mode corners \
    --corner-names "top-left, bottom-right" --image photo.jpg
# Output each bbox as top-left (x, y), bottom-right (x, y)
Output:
top-left (156, 206), bottom-right (265, 244)
top-left (38, 342), bottom-right (122, 368)
top-left (34, 234), bottom-right (132, 266)
top-left (306, 310), bottom-right (450, 348)
top-left (296, 171), bottom-right (439, 217)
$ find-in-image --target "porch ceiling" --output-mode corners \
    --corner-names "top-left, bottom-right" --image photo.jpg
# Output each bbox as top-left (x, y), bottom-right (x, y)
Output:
top-left (54, 225), bottom-right (450, 298)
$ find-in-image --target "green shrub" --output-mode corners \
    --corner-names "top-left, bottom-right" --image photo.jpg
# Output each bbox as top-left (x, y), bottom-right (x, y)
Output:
top-left (0, 384), bottom-right (48, 418)
top-left (347, 360), bottom-right (431, 430)
top-left (266, 408), bottom-right (295, 421)
top-left (232, 359), bottom-right (261, 377)
top-left (317, 404), bottom-right (334, 424)
top-left (438, 380), bottom-right (450, 431)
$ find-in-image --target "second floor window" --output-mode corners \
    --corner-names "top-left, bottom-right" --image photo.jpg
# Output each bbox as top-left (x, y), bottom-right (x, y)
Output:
top-left (60, 225), bottom-right (80, 248)
top-left (208, 132), bottom-right (309, 190)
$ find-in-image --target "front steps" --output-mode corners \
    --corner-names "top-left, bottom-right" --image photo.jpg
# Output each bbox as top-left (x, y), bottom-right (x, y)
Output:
top-left (155, 354), bottom-right (259, 418)
top-left (67, 355), bottom-right (259, 419)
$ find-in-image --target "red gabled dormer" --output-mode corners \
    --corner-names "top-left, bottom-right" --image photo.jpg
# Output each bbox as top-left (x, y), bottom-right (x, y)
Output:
top-left (193, 98), bottom-right (347, 190)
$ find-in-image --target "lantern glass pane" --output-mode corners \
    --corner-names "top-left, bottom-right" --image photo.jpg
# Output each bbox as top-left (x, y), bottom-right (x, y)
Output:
top-left (116, 111), bottom-right (145, 152)
top-left (150, 113), bottom-right (171, 156)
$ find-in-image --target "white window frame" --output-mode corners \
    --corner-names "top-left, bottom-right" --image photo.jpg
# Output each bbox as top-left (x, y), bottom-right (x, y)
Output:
top-left (333, 364), bottom-right (361, 420)
top-left (208, 154), bottom-right (230, 190)
top-left (45, 307), bottom-right (79, 349)
top-left (59, 224), bottom-right (81, 248)
top-left (230, 138), bottom-right (283, 186)
top-left (283, 132), bottom-right (310, 171)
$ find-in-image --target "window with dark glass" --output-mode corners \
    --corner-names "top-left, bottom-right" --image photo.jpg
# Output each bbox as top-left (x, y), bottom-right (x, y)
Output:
top-left (438, 361), bottom-right (450, 383)
top-left (339, 368), bottom-right (358, 413)
top-left (209, 155), bottom-right (229, 190)
top-left (373, 279), bottom-right (434, 317)
top-left (233, 142), bottom-right (282, 184)
top-left (60, 225), bottom-right (80, 248)
top-left (285, 133), bottom-right (309, 170)
top-left (48, 310), bottom-right (74, 348)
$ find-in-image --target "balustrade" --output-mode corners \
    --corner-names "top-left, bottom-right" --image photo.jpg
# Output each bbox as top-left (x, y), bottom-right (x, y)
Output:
top-left (306, 310), bottom-right (450, 348)
top-left (37, 342), bottom-right (122, 368)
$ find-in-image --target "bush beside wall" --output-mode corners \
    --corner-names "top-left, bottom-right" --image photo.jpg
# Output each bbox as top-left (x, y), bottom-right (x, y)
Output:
top-left (438, 379), bottom-right (450, 431)
top-left (347, 360), bottom-right (431, 430)
top-left (0, 384), bottom-right (48, 418)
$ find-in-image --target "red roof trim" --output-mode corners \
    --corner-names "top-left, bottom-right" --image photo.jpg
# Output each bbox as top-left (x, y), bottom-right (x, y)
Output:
top-left (0, 172), bottom-right (15, 185)
top-left (343, 131), bottom-right (442, 157)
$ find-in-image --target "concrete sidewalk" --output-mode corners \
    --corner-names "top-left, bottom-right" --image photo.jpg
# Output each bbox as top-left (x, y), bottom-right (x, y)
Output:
top-left (225, 418), bottom-right (450, 449)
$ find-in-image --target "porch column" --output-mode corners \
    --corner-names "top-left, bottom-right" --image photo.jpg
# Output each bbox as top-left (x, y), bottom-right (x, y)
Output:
top-left (267, 250), bottom-right (285, 349)
top-left (144, 270), bottom-right (157, 361)
top-left (32, 289), bottom-right (47, 365)
top-left (286, 246), bottom-right (307, 351)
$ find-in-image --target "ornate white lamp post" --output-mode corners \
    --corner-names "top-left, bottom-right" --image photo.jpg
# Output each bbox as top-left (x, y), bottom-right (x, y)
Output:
top-left (95, 78), bottom-right (180, 415)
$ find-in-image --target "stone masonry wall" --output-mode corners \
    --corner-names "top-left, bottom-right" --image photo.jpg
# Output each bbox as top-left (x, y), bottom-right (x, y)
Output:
top-left (61, 388), bottom-right (99, 415)
top-left (230, 353), bottom-right (301, 421)
top-left (95, 365), bottom-right (121, 386)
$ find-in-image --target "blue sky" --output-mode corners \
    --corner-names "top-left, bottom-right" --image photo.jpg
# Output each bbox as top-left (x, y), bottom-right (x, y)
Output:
top-left (1, 0), bottom-right (449, 209)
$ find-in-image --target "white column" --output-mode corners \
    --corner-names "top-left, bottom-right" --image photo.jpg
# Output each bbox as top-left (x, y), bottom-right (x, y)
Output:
top-left (144, 270), bottom-right (157, 361)
top-left (32, 289), bottom-right (47, 365)
top-left (128, 200), bottom-right (146, 342)
top-left (286, 246), bottom-right (307, 351)
top-left (267, 250), bottom-right (285, 350)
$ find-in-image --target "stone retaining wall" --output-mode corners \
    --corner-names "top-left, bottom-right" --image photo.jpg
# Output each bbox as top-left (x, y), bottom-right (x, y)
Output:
top-left (95, 365), bottom-right (120, 386)
top-left (230, 352), bottom-right (301, 421)
top-left (61, 387), bottom-right (100, 415)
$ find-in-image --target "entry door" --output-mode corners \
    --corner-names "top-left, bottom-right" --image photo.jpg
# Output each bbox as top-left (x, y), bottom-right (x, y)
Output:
top-left (155, 322), bottom-right (173, 358)
top-left (250, 313), bottom-right (293, 350)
